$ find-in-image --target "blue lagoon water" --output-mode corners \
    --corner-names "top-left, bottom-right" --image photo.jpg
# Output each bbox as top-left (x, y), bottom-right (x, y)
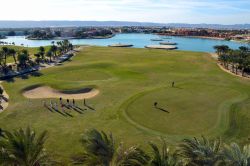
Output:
top-left (1, 33), bottom-right (249, 52)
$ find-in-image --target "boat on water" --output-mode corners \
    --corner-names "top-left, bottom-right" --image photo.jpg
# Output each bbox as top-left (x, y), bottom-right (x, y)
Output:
top-left (108, 44), bottom-right (134, 47)
top-left (150, 39), bottom-right (164, 41)
top-left (145, 45), bottom-right (178, 50)
top-left (160, 42), bottom-right (177, 45)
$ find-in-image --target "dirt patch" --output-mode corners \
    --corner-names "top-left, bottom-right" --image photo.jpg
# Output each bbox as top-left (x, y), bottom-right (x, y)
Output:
top-left (23, 86), bottom-right (99, 99)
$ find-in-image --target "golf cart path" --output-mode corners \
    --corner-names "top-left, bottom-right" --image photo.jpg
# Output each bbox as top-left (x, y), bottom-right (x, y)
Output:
top-left (0, 82), bottom-right (9, 113)
top-left (209, 53), bottom-right (250, 80)
top-left (0, 46), bottom-right (87, 113)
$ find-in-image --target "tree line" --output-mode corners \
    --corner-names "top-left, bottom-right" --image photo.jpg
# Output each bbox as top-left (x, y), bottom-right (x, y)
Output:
top-left (34, 40), bottom-right (73, 63)
top-left (213, 45), bottom-right (250, 77)
top-left (0, 127), bottom-right (249, 166)
top-left (0, 40), bottom-right (73, 74)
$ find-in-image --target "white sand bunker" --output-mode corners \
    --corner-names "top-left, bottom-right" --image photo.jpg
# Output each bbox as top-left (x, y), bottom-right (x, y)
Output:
top-left (23, 86), bottom-right (99, 99)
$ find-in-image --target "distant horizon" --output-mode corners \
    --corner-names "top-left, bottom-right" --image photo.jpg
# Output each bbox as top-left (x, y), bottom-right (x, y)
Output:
top-left (0, 20), bottom-right (249, 26)
top-left (1, 0), bottom-right (250, 24)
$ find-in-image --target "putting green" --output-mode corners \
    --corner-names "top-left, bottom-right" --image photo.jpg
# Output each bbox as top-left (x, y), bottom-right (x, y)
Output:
top-left (124, 84), bottom-right (242, 136)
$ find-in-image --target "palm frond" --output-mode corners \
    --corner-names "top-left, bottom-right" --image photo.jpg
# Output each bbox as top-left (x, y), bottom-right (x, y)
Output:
top-left (149, 139), bottom-right (178, 166)
top-left (74, 129), bottom-right (115, 165)
top-left (222, 142), bottom-right (250, 166)
top-left (0, 127), bottom-right (54, 166)
top-left (177, 136), bottom-right (222, 166)
top-left (114, 143), bottom-right (150, 166)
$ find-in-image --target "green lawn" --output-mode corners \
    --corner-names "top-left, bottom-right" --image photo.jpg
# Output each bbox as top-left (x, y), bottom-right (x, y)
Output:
top-left (0, 46), bottom-right (250, 163)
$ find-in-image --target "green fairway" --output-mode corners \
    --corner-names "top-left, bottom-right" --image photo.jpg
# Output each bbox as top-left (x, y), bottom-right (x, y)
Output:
top-left (0, 46), bottom-right (250, 163)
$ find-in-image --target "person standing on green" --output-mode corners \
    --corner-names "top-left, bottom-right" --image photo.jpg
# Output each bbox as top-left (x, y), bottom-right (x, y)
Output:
top-left (172, 81), bottom-right (175, 87)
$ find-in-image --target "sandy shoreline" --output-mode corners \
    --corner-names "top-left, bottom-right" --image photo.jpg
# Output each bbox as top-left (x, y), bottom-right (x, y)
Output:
top-left (183, 36), bottom-right (225, 40)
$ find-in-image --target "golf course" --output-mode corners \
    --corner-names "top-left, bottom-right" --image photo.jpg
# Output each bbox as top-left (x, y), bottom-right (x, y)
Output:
top-left (0, 46), bottom-right (250, 162)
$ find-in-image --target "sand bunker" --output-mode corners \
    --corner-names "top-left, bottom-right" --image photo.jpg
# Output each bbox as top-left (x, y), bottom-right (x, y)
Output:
top-left (23, 86), bottom-right (99, 99)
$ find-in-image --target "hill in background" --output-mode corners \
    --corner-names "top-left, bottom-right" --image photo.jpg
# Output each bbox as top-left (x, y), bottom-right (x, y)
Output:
top-left (0, 21), bottom-right (250, 29)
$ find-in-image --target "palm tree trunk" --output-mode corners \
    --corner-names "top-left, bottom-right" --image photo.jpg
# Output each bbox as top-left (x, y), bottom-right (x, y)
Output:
top-left (4, 54), bottom-right (7, 66)
top-left (13, 55), bottom-right (17, 64)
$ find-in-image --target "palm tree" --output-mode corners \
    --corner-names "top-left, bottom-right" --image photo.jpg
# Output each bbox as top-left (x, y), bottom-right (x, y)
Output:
top-left (0, 50), bottom-right (4, 68)
top-left (8, 48), bottom-right (17, 64)
top-left (218, 54), bottom-right (230, 69)
top-left (214, 45), bottom-right (229, 56)
top-left (177, 136), bottom-right (222, 166)
top-left (38, 46), bottom-right (45, 60)
top-left (46, 51), bottom-right (53, 62)
top-left (149, 139), bottom-right (179, 166)
top-left (17, 49), bottom-right (30, 68)
top-left (69, 43), bottom-right (74, 51)
top-left (34, 53), bottom-right (41, 64)
top-left (63, 39), bottom-right (70, 52)
top-left (220, 45), bottom-right (230, 55)
top-left (222, 143), bottom-right (250, 166)
top-left (56, 41), bottom-right (62, 46)
top-left (50, 45), bottom-right (58, 58)
top-left (241, 55), bottom-right (250, 76)
top-left (1, 46), bottom-right (9, 66)
top-left (228, 50), bottom-right (240, 74)
top-left (0, 127), bottom-right (54, 166)
top-left (239, 46), bottom-right (249, 53)
top-left (72, 129), bottom-right (149, 166)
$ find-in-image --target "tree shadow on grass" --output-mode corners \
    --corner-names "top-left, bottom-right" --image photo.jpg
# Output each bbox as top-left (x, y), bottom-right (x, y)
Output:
top-left (18, 74), bottom-right (29, 80)
top-left (4, 78), bottom-right (15, 83)
top-left (30, 71), bottom-right (43, 77)
top-left (18, 71), bottom-right (43, 80)
top-left (55, 63), bottom-right (63, 66)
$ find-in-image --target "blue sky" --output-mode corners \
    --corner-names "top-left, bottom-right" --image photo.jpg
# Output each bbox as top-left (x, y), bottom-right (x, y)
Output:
top-left (1, 0), bottom-right (250, 24)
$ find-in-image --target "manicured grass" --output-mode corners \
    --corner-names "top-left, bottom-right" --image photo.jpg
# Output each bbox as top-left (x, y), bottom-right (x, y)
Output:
top-left (0, 46), bottom-right (250, 163)
top-left (125, 84), bottom-right (241, 135)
